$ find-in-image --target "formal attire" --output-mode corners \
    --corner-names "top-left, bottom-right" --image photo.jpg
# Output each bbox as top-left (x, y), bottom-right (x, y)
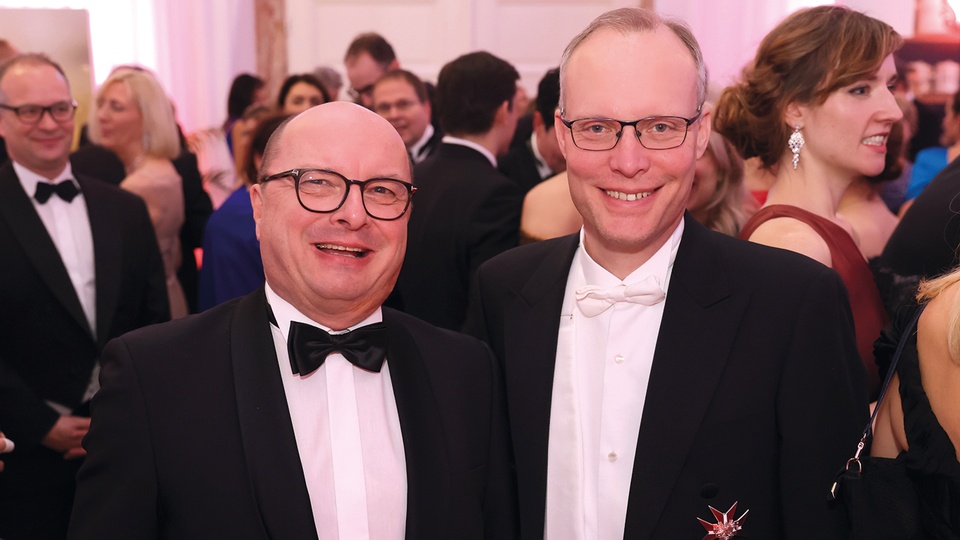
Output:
top-left (465, 215), bottom-right (868, 540)
top-left (872, 304), bottom-right (960, 537)
top-left (739, 205), bottom-right (888, 396)
top-left (0, 160), bottom-right (169, 540)
top-left (409, 124), bottom-right (443, 164)
top-left (906, 146), bottom-right (949, 201)
top-left (68, 287), bottom-right (519, 539)
top-left (879, 156), bottom-right (960, 314)
top-left (396, 139), bottom-right (522, 330)
top-left (198, 185), bottom-right (263, 311)
top-left (71, 144), bottom-right (213, 313)
top-left (122, 158), bottom-right (188, 318)
top-left (498, 132), bottom-right (554, 195)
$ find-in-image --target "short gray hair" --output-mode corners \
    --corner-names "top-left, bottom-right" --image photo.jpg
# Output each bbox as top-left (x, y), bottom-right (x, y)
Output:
top-left (558, 7), bottom-right (707, 113)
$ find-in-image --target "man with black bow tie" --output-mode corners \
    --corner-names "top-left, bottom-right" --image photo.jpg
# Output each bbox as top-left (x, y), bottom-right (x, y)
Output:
top-left (0, 53), bottom-right (169, 539)
top-left (69, 101), bottom-right (519, 539)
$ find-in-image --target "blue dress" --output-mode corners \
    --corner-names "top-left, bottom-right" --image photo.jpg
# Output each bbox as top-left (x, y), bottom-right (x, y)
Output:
top-left (198, 186), bottom-right (264, 311)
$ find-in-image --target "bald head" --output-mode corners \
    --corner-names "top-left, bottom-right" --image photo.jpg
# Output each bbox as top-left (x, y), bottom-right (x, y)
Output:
top-left (259, 101), bottom-right (410, 182)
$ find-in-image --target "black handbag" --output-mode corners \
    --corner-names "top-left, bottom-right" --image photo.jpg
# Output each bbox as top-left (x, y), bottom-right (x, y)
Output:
top-left (829, 305), bottom-right (925, 540)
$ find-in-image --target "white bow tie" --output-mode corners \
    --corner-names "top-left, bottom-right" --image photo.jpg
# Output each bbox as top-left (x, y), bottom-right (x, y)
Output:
top-left (575, 275), bottom-right (666, 317)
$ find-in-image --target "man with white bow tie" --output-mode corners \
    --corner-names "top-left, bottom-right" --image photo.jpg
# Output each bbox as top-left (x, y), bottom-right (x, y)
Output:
top-left (464, 7), bottom-right (867, 540)
top-left (69, 101), bottom-right (519, 539)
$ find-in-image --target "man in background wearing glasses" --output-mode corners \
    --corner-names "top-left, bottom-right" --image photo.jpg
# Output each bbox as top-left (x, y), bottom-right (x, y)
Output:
top-left (465, 8), bottom-right (867, 539)
top-left (0, 53), bottom-right (168, 540)
top-left (69, 102), bottom-right (519, 539)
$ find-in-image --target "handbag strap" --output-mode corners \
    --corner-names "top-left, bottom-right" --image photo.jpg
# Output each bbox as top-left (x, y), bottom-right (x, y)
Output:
top-left (849, 304), bottom-right (927, 467)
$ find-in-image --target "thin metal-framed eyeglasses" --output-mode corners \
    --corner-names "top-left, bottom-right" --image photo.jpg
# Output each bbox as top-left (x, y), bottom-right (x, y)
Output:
top-left (259, 168), bottom-right (417, 221)
top-left (560, 109), bottom-right (702, 151)
top-left (0, 100), bottom-right (78, 124)
top-left (347, 84), bottom-right (376, 102)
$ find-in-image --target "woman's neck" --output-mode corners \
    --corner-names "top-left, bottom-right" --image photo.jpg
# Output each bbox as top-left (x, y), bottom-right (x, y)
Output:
top-left (765, 154), bottom-right (854, 218)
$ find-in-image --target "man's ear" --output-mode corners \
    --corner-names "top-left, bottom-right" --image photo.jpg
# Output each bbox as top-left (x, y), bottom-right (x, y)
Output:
top-left (554, 109), bottom-right (569, 157)
top-left (694, 108), bottom-right (712, 159)
top-left (250, 183), bottom-right (264, 241)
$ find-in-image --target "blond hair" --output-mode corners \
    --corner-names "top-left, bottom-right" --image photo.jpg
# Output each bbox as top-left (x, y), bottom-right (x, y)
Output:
top-left (918, 268), bottom-right (960, 362)
top-left (90, 66), bottom-right (180, 160)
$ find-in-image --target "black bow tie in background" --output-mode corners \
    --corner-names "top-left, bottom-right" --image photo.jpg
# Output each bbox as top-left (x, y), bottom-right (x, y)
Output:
top-left (287, 321), bottom-right (388, 375)
top-left (34, 180), bottom-right (80, 203)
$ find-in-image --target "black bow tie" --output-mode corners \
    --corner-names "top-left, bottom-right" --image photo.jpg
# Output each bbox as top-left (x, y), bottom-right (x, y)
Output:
top-left (34, 180), bottom-right (79, 203)
top-left (287, 321), bottom-right (388, 375)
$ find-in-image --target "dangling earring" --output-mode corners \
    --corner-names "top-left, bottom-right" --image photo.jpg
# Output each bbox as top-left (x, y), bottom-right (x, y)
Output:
top-left (788, 126), bottom-right (804, 170)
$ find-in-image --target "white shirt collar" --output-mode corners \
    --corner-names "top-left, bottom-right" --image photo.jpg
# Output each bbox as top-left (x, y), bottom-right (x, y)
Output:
top-left (409, 123), bottom-right (435, 161)
top-left (13, 161), bottom-right (78, 200)
top-left (265, 282), bottom-right (383, 336)
top-left (577, 218), bottom-right (684, 291)
top-left (529, 132), bottom-right (553, 180)
top-left (441, 135), bottom-right (497, 168)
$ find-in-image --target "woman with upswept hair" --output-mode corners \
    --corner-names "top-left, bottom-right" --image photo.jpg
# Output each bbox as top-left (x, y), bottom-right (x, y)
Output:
top-left (714, 5), bottom-right (902, 398)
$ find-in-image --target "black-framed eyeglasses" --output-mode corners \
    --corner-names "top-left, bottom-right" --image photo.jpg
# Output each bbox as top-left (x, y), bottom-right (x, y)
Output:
top-left (0, 100), bottom-right (77, 124)
top-left (260, 168), bottom-right (417, 221)
top-left (560, 109), bottom-right (701, 151)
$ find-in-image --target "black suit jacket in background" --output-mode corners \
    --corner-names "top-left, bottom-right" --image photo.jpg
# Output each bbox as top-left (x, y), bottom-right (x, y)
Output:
top-left (464, 215), bottom-right (868, 540)
top-left (68, 289), bottom-right (519, 539)
top-left (396, 143), bottom-right (522, 330)
top-left (0, 162), bottom-right (169, 539)
top-left (498, 138), bottom-right (547, 195)
top-left (70, 144), bottom-right (213, 313)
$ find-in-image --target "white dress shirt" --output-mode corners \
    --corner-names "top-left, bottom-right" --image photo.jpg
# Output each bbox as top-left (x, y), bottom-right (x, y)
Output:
top-left (266, 284), bottom-right (407, 540)
top-left (546, 221), bottom-right (683, 539)
top-left (15, 161), bottom-right (99, 410)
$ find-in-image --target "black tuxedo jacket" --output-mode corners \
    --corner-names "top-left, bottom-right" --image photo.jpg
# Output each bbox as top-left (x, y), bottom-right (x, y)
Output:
top-left (397, 143), bottom-right (522, 330)
top-left (464, 216), bottom-right (868, 539)
top-left (0, 161), bottom-right (169, 538)
top-left (498, 138), bottom-right (546, 195)
top-left (69, 289), bottom-right (519, 539)
top-left (0, 161), bottom-right (169, 447)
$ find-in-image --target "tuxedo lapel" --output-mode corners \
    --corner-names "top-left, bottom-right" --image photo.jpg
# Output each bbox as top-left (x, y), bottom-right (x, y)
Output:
top-left (230, 289), bottom-right (318, 538)
top-left (382, 308), bottom-right (450, 538)
top-left (624, 217), bottom-right (748, 537)
top-left (79, 178), bottom-right (121, 347)
top-left (503, 234), bottom-right (578, 529)
top-left (0, 164), bottom-right (92, 338)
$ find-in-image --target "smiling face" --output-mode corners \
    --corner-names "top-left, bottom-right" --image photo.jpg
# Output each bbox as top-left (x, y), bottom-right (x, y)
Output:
top-left (558, 27), bottom-right (709, 278)
top-left (372, 77), bottom-right (431, 148)
top-left (790, 54), bottom-right (902, 179)
top-left (0, 61), bottom-right (74, 180)
top-left (94, 81), bottom-right (143, 158)
top-left (250, 102), bottom-right (411, 329)
top-left (282, 81), bottom-right (326, 115)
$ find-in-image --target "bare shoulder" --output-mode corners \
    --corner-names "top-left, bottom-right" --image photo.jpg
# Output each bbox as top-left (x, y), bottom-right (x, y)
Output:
top-left (918, 282), bottom-right (960, 458)
top-left (521, 172), bottom-right (581, 240)
top-left (745, 217), bottom-right (833, 268)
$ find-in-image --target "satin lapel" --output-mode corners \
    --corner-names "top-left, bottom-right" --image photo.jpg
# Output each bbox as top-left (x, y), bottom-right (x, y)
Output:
top-left (231, 289), bottom-right (319, 538)
top-left (79, 178), bottom-right (121, 347)
top-left (624, 217), bottom-right (747, 538)
top-left (503, 234), bottom-right (578, 530)
top-left (0, 165), bottom-right (92, 337)
top-left (382, 309), bottom-right (449, 538)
